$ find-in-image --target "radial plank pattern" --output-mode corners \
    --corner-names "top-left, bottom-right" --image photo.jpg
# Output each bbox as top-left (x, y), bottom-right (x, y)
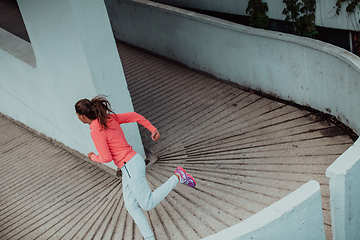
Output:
top-left (0, 41), bottom-right (354, 239)
top-left (0, 1), bottom-right (355, 236)
top-left (118, 42), bottom-right (354, 240)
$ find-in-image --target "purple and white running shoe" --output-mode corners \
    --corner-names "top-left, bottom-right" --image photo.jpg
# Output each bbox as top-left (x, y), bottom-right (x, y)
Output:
top-left (175, 167), bottom-right (196, 188)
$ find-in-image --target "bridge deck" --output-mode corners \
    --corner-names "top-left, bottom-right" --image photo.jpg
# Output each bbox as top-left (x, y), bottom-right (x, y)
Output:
top-left (0, 1), bottom-right (355, 239)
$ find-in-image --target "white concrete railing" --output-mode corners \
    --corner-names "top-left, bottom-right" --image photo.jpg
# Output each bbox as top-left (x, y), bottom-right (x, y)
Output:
top-left (326, 140), bottom-right (360, 240)
top-left (105, 0), bottom-right (360, 239)
top-left (108, 0), bottom-right (360, 136)
top-left (202, 181), bottom-right (325, 240)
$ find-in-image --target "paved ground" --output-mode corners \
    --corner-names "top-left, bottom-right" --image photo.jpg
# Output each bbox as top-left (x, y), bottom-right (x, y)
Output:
top-left (0, 41), bottom-right (355, 239)
top-left (119, 42), bottom-right (355, 240)
top-left (0, 1), bottom-right (356, 239)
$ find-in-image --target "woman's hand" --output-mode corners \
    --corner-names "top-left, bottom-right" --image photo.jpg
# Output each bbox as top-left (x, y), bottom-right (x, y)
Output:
top-left (151, 130), bottom-right (160, 142)
top-left (87, 152), bottom-right (95, 160)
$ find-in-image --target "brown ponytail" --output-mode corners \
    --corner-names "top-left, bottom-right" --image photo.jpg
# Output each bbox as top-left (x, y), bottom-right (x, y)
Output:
top-left (75, 95), bottom-right (115, 130)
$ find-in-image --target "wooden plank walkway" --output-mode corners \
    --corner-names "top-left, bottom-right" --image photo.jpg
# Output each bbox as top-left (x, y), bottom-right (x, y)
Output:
top-left (0, 1), bottom-right (356, 239)
top-left (118, 42), bottom-right (354, 240)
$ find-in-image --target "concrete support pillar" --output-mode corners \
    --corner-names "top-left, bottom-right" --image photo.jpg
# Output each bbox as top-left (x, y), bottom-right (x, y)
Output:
top-left (15, 0), bottom-right (145, 169)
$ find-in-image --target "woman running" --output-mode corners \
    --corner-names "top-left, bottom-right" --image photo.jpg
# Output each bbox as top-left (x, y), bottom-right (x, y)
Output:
top-left (75, 95), bottom-right (195, 240)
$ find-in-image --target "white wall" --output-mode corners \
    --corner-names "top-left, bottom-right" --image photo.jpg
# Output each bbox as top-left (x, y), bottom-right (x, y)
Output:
top-left (202, 181), bottom-right (325, 240)
top-left (107, 0), bottom-right (360, 135)
top-left (0, 0), bottom-right (145, 172)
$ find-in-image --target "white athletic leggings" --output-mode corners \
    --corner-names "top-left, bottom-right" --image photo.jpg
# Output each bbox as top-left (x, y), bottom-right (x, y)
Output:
top-left (121, 153), bottom-right (178, 240)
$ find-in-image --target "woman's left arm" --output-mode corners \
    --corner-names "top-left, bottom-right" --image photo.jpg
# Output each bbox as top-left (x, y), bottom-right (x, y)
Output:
top-left (114, 112), bottom-right (159, 140)
top-left (151, 130), bottom-right (160, 142)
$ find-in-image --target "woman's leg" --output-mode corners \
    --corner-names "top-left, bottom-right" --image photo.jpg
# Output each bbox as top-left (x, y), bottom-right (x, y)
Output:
top-left (122, 169), bottom-right (155, 239)
top-left (124, 154), bottom-right (178, 211)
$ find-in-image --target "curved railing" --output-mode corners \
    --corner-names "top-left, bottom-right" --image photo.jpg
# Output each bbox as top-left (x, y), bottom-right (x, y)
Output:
top-left (202, 181), bottom-right (325, 240)
top-left (106, 0), bottom-right (360, 239)
top-left (107, 0), bottom-right (360, 136)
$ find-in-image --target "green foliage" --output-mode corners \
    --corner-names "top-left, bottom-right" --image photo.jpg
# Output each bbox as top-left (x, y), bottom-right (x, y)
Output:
top-left (335, 0), bottom-right (360, 25)
top-left (282, 0), bottom-right (318, 38)
top-left (336, 0), bottom-right (360, 15)
top-left (246, 0), bottom-right (270, 29)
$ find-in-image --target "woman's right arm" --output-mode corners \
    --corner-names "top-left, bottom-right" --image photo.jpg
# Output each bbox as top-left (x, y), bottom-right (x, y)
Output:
top-left (90, 130), bottom-right (113, 163)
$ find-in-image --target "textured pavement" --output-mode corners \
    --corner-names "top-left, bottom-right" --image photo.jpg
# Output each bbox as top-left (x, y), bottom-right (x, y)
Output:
top-left (0, 1), bottom-right (356, 239)
top-left (0, 41), bottom-right (355, 239)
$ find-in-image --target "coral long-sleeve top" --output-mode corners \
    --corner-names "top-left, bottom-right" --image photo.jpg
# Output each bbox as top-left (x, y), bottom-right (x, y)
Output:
top-left (89, 112), bottom-right (157, 169)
